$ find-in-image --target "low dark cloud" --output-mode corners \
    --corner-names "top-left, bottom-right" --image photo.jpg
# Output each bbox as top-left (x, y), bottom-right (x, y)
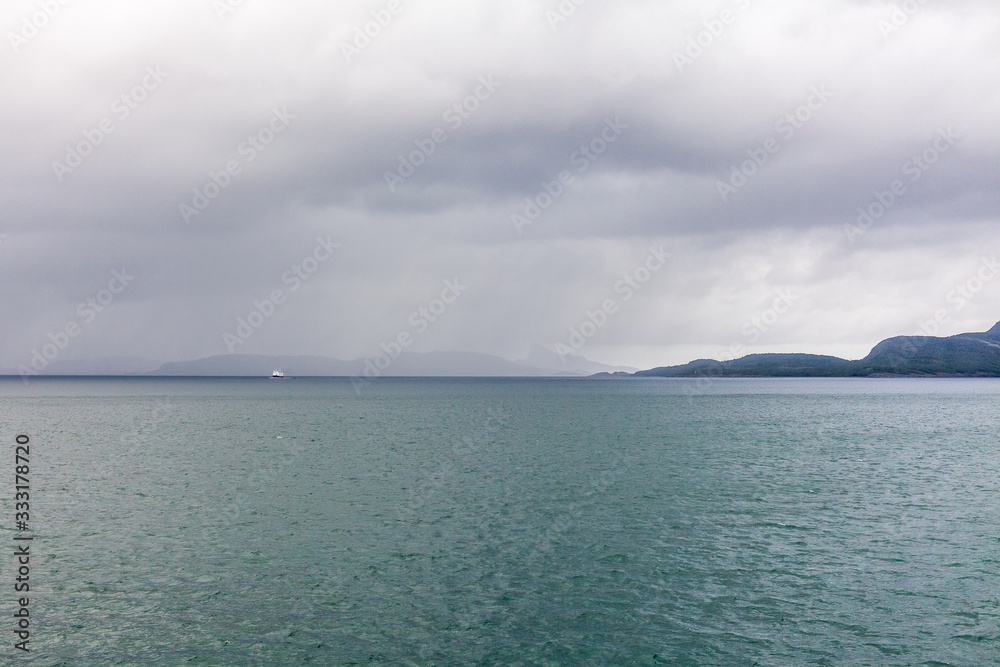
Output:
top-left (2, 0), bottom-right (998, 371)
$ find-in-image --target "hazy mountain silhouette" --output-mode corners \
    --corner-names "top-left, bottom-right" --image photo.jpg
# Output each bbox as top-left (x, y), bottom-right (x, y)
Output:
top-left (147, 351), bottom-right (575, 377)
top-left (516, 344), bottom-right (638, 375)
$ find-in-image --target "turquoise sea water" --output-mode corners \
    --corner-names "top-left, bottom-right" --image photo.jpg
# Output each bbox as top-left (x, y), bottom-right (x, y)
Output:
top-left (0, 377), bottom-right (998, 665)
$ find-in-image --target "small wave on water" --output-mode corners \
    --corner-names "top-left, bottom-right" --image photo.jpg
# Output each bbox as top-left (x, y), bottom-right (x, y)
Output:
top-left (2, 377), bottom-right (999, 664)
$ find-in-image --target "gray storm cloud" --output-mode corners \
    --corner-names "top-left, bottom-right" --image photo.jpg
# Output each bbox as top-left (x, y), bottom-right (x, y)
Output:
top-left (2, 0), bottom-right (998, 371)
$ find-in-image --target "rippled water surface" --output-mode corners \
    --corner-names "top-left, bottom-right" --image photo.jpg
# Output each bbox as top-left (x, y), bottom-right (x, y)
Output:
top-left (1, 377), bottom-right (998, 665)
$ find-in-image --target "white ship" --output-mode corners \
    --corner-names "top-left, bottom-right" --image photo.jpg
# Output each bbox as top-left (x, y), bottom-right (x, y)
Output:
top-left (270, 369), bottom-right (285, 379)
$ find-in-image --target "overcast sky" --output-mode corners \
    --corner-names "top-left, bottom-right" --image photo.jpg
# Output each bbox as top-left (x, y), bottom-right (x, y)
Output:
top-left (2, 0), bottom-right (998, 371)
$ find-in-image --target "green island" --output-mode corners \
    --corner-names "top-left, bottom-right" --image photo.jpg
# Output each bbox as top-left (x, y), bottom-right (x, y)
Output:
top-left (627, 321), bottom-right (1000, 378)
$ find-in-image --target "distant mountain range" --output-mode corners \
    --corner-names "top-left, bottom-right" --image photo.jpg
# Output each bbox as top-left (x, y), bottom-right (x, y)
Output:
top-left (2, 346), bottom-right (635, 377)
top-left (632, 321), bottom-right (1000, 378)
top-left (1, 356), bottom-right (164, 376)
top-left (8, 323), bottom-right (1000, 378)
